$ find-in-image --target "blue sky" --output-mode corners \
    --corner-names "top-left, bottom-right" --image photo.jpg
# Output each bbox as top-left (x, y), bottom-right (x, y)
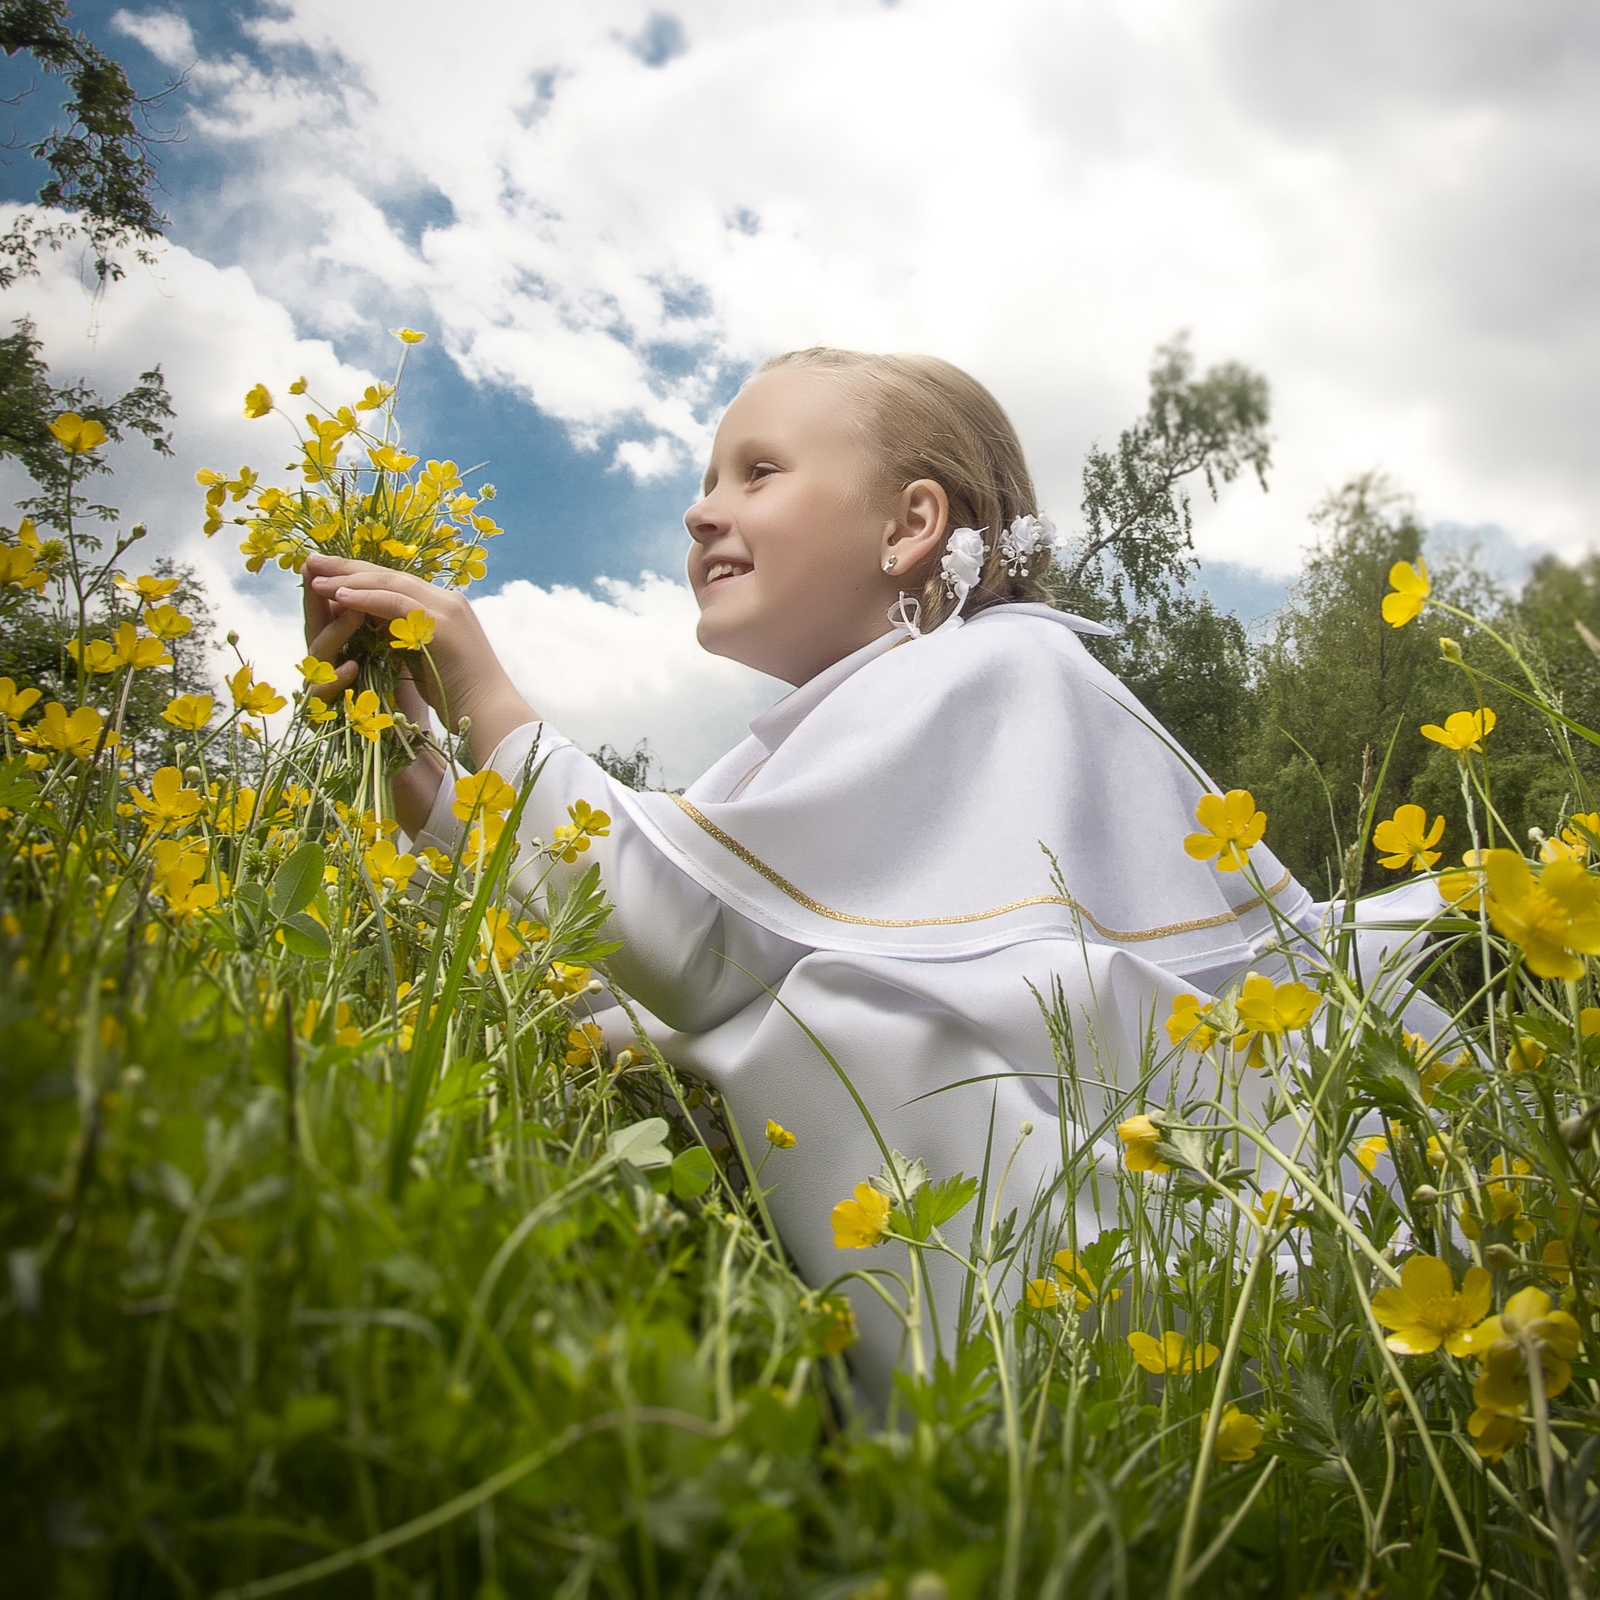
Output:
top-left (1, 1), bottom-right (1593, 773)
top-left (0, 1), bottom-right (707, 597)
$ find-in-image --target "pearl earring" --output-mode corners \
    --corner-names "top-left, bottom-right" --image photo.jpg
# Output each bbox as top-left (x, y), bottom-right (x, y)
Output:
top-left (883, 554), bottom-right (898, 572)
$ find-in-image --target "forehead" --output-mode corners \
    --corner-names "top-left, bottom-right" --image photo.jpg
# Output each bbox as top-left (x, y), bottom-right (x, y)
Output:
top-left (704, 367), bottom-right (868, 476)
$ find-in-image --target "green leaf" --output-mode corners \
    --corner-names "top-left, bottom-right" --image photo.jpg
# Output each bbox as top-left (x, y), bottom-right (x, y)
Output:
top-left (276, 913), bottom-right (330, 960)
top-left (607, 1117), bottom-right (672, 1170)
top-left (269, 841), bottom-right (325, 920)
top-left (920, 1173), bottom-right (979, 1230)
top-left (670, 1146), bottom-right (715, 1200)
top-left (0, 755), bottom-right (36, 811)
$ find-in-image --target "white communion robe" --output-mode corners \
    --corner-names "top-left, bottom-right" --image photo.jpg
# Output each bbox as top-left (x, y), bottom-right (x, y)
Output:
top-left (414, 604), bottom-right (1446, 1396)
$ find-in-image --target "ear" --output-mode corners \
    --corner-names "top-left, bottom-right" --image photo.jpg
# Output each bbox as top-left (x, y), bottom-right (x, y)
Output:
top-left (882, 478), bottom-right (948, 574)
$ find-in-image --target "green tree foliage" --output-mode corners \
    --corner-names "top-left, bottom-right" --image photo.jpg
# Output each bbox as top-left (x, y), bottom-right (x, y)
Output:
top-left (0, 0), bottom-right (170, 285)
top-left (1237, 476), bottom-right (1459, 896)
top-left (0, 315), bottom-right (174, 529)
top-left (1060, 337), bottom-right (1271, 778)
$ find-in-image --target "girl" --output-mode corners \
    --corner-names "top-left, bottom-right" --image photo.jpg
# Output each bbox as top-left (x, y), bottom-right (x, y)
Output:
top-left (303, 348), bottom-right (1437, 1392)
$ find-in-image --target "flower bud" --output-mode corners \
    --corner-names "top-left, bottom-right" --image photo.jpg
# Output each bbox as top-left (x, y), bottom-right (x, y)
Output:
top-left (1560, 1103), bottom-right (1600, 1147)
top-left (457, 715), bottom-right (472, 734)
top-left (1484, 1244), bottom-right (1519, 1270)
top-left (130, 522), bottom-right (147, 540)
top-left (586, 977), bottom-right (603, 994)
top-left (184, 766), bottom-right (202, 784)
top-left (1438, 637), bottom-right (1462, 662)
top-left (172, 742), bottom-right (187, 760)
top-left (1019, 1120), bottom-right (1034, 1136)
top-left (226, 630), bottom-right (239, 646)
top-left (1410, 1184), bottom-right (1439, 1205)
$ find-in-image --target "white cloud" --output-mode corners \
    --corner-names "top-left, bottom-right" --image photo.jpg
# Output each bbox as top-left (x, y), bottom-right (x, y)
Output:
top-left (111, 8), bottom-right (195, 68)
top-left (117, 0), bottom-right (1600, 571)
top-left (0, 228), bottom-right (772, 778)
top-left (475, 573), bottom-right (783, 786)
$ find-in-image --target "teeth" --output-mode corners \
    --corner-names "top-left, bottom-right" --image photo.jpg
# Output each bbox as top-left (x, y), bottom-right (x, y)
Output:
top-left (706, 562), bottom-right (746, 583)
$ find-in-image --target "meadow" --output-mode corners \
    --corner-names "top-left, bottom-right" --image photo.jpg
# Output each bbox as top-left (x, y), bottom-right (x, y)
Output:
top-left (1, 351), bottom-right (1596, 1599)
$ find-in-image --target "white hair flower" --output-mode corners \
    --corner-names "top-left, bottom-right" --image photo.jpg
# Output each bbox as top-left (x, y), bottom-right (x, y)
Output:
top-left (939, 526), bottom-right (988, 602)
top-left (998, 513), bottom-right (1059, 576)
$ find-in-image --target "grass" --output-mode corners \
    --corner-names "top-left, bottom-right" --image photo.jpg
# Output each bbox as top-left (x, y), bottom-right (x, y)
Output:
top-left (0, 376), bottom-right (1596, 1598)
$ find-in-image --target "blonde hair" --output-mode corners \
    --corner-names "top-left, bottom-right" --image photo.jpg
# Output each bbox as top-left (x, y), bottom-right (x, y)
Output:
top-left (756, 347), bottom-right (1056, 628)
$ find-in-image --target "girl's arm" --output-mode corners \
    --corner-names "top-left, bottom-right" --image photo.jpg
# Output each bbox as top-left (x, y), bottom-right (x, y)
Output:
top-left (412, 722), bottom-right (804, 1034)
top-left (302, 552), bottom-right (538, 835)
top-left (302, 555), bottom-right (800, 1031)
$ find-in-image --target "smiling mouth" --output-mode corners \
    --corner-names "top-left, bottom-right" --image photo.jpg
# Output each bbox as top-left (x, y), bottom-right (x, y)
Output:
top-left (703, 560), bottom-right (752, 586)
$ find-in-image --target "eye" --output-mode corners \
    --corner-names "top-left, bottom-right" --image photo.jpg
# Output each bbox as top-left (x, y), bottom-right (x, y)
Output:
top-left (748, 461), bottom-right (779, 482)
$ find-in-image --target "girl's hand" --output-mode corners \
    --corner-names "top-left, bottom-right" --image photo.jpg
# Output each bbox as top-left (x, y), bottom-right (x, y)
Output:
top-left (301, 553), bottom-right (539, 765)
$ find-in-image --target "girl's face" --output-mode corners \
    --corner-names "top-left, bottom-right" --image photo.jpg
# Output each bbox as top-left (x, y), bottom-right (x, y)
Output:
top-left (685, 367), bottom-right (942, 685)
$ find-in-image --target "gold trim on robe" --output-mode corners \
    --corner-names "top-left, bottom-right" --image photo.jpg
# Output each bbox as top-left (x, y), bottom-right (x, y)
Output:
top-left (668, 794), bottom-right (1294, 942)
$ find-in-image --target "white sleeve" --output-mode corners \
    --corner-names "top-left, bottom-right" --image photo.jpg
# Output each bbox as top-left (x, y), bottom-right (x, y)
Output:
top-left (412, 720), bottom-right (804, 1034)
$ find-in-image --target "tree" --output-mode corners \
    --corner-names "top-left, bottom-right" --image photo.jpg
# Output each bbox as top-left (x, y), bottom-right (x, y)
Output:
top-left (1059, 336), bottom-right (1271, 781)
top-left (0, 0), bottom-right (171, 286)
top-left (0, 315), bottom-right (173, 529)
top-left (1237, 475), bottom-right (1494, 896)
top-left (1058, 335), bottom-right (1271, 629)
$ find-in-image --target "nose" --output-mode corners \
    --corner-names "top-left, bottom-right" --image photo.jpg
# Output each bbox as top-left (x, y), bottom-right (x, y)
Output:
top-left (684, 489), bottom-right (726, 544)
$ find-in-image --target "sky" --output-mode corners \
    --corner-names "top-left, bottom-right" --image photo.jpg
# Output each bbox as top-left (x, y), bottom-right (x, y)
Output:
top-left (1, 0), bottom-right (1596, 781)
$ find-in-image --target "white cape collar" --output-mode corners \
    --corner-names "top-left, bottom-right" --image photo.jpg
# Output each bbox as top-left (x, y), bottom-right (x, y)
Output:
top-left (746, 604), bottom-right (1113, 758)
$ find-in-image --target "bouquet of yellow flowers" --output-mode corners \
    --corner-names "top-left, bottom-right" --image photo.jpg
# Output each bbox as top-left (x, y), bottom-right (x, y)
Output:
top-left (197, 328), bottom-right (500, 696)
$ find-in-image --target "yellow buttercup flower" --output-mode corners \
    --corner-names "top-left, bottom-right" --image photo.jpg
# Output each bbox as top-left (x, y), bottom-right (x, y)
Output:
top-left (344, 689), bottom-right (394, 741)
top-left (1353, 1135), bottom-right (1388, 1176)
top-left (1128, 1330), bottom-right (1218, 1375)
top-left (1459, 1154), bottom-right (1535, 1243)
top-left (228, 665), bottom-right (287, 716)
top-left (392, 327), bottom-right (427, 343)
top-left (131, 767), bottom-right (205, 833)
top-left (1024, 1278), bottom-right (1059, 1310)
top-left (476, 905), bottom-right (526, 971)
top-left (1420, 708), bottom-right (1495, 754)
top-left (209, 784), bottom-right (257, 835)
top-left (1439, 849), bottom-right (1486, 912)
top-left (1372, 804), bottom-right (1445, 872)
top-left (1482, 848), bottom-right (1600, 981)
top-left (364, 838), bottom-right (419, 890)
top-left (356, 383), bottom-right (395, 412)
top-left (66, 636), bottom-right (119, 674)
top-left (1467, 1408), bottom-right (1527, 1463)
top-left (1462, 1287), bottom-right (1583, 1433)
top-left (111, 620), bottom-right (172, 671)
top-left (552, 799), bottom-right (612, 863)
top-left (1183, 789), bottom-right (1267, 873)
top-left (1214, 1405), bottom-right (1263, 1462)
top-left (452, 770), bottom-right (516, 820)
top-left (1166, 992), bottom-right (1217, 1051)
top-left (161, 694), bottom-right (213, 731)
top-left (298, 655), bottom-right (339, 687)
top-left (1234, 971), bottom-right (1320, 1039)
top-left (29, 702), bottom-right (104, 758)
top-left (765, 1118), bottom-right (796, 1149)
top-left (1381, 558), bottom-right (1430, 627)
top-left (1369, 1254), bottom-right (1491, 1356)
top-left (388, 608), bottom-right (436, 650)
top-left (1250, 1189), bottom-right (1299, 1229)
top-left (1117, 1114), bottom-right (1170, 1175)
top-left (49, 411), bottom-right (107, 455)
top-left (243, 383), bottom-right (273, 418)
top-left (1540, 1240), bottom-right (1571, 1283)
top-left (368, 444), bottom-right (417, 472)
top-left (1052, 1249), bottom-right (1118, 1310)
top-left (116, 572), bottom-right (179, 602)
top-left (144, 604), bottom-right (192, 640)
top-left (0, 678), bottom-right (41, 720)
top-left (1504, 1036), bottom-right (1545, 1074)
top-left (564, 1023), bottom-right (605, 1065)
top-left (831, 1183), bottom-right (892, 1249)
